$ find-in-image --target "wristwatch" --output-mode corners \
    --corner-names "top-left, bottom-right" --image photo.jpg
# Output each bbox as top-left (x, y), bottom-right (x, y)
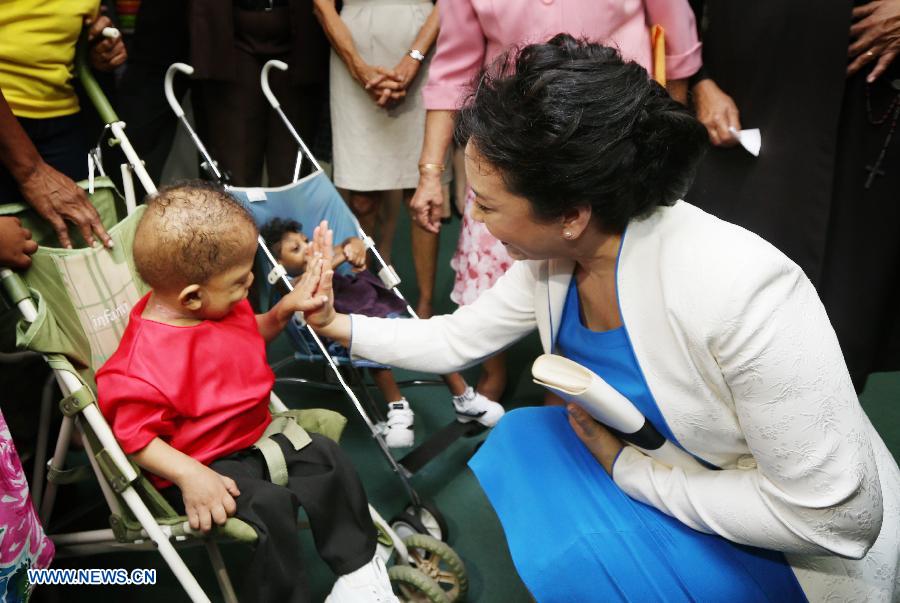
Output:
top-left (408, 49), bottom-right (426, 62)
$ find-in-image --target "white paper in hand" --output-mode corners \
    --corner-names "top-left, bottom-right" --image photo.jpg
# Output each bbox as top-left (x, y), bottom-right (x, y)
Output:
top-left (728, 127), bottom-right (761, 157)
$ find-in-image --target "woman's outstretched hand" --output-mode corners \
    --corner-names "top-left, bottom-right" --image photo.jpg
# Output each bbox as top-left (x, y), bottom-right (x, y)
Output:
top-left (277, 256), bottom-right (330, 320)
top-left (567, 404), bottom-right (624, 475)
top-left (303, 221), bottom-right (338, 330)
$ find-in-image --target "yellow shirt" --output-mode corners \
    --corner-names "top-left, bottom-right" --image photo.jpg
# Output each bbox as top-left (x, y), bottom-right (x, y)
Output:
top-left (0, 0), bottom-right (99, 119)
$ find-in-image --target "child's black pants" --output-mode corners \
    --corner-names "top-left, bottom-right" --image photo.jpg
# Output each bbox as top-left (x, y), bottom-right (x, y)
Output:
top-left (165, 433), bottom-right (377, 602)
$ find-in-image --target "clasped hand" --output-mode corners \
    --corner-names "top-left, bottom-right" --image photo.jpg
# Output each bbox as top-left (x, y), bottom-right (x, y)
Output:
top-left (356, 55), bottom-right (422, 108)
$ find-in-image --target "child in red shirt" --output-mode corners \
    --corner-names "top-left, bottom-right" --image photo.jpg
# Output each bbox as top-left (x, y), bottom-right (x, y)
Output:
top-left (96, 182), bottom-right (396, 603)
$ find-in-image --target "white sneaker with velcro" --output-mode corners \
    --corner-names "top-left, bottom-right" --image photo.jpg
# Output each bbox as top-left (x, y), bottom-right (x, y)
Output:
top-left (383, 399), bottom-right (415, 448)
top-left (452, 387), bottom-right (505, 427)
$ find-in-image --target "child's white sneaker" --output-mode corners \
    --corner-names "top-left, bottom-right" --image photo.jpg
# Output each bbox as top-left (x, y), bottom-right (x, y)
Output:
top-left (325, 554), bottom-right (399, 603)
top-left (384, 400), bottom-right (414, 448)
top-left (452, 387), bottom-right (505, 427)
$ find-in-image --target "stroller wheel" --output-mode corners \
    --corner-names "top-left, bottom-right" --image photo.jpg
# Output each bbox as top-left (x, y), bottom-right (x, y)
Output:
top-left (406, 500), bottom-right (450, 542)
top-left (388, 564), bottom-right (451, 603)
top-left (402, 533), bottom-right (469, 603)
top-left (391, 511), bottom-right (429, 542)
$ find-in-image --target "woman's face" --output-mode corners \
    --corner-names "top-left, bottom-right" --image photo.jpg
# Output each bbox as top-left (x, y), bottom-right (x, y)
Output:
top-left (465, 142), bottom-right (568, 261)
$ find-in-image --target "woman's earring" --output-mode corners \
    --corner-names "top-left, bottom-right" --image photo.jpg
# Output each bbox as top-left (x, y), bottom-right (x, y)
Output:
top-left (563, 230), bottom-right (574, 239)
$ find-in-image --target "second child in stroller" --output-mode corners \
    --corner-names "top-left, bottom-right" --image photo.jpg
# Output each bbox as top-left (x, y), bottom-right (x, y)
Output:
top-left (261, 218), bottom-right (505, 448)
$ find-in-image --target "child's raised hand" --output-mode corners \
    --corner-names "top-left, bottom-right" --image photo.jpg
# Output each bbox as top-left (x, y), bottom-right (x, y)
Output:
top-left (304, 256), bottom-right (337, 330)
top-left (178, 463), bottom-right (240, 533)
top-left (278, 256), bottom-right (330, 320)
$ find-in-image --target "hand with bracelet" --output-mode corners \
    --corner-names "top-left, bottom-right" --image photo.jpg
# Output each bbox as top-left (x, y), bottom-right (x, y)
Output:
top-left (409, 160), bottom-right (446, 233)
top-left (363, 3), bottom-right (439, 108)
top-left (314, 0), bottom-right (408, 107)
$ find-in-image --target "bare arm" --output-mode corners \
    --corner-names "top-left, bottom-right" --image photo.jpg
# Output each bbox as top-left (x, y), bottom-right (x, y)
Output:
top-left (313, 0), bottom-right (364, 78)
top-left (408, 4), bottom-right (440, 56)
top-left (303, 222), bottom-right (538, 371)
top-left (0, 90), bottom-right (112, 248)
top-left (0, 91), bottom-right (42, 183)
top-left (132, 437), bottom-right (240, 532)
top-left (312, 0), bottom-right (402, 103)
top-left (409, 109), bottom-right (456, 232)
top-left (667, 79), bottom-right (688, 105)
top-left (382, 5), bottom-right (441, 92)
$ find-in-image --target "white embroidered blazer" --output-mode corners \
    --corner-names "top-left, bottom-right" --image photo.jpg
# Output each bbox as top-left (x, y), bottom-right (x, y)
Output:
top-left (350, 201), bottom-right (899, 601)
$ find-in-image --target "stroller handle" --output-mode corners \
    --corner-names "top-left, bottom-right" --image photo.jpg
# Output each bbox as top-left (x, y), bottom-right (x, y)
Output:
top-left (165, 63), bottom-right (194, 118)
top-left (164, 62), bottom-right (225, 183)
top-left (261, 60), bottom-right (288, 109)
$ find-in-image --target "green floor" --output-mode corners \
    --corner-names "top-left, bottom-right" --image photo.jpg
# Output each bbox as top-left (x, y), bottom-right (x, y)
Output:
top-left (33, 209), bottom-right (900, 602)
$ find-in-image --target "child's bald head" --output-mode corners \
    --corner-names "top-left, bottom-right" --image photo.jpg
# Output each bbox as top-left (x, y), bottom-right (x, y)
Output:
top-left (133, 181), bottom-right (258, 292)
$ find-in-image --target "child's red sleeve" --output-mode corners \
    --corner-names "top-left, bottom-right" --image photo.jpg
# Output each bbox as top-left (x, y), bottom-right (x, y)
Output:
top-left (96, 373), bottom-right (177, 454)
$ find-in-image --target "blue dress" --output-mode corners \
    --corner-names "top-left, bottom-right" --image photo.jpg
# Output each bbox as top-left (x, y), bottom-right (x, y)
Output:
top-left (468, 280), bottom-right (807, 602)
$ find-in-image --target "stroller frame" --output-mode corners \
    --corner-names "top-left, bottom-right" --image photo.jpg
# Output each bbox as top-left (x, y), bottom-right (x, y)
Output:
top-left (2, 41), bottom-right (465, 603)
top-left (164, 60), bottom-right (486, 542)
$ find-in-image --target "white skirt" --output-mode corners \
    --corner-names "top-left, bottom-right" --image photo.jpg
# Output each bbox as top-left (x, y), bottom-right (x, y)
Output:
top-left (330, 0), bottom-right (434, 191)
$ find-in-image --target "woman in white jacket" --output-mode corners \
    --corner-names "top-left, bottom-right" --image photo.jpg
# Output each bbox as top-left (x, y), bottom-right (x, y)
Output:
top-left (303, 35), bottom-right (899, 602)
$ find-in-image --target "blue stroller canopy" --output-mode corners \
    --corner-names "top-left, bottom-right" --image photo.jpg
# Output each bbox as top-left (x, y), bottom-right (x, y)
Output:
top-left (228, 171), bottom-right (360, 248)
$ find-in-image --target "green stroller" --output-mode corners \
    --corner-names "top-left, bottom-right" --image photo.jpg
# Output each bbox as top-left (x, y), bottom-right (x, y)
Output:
top-left (0, 40), bottom-right (467, 603)
top-left (0, 207), bottom-right (466, 602)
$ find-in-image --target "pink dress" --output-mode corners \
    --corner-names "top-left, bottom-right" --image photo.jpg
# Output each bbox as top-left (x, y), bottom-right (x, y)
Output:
top-left (450, 189), bottom-right (514, 305)
top-left (0, 411), bottom-right (54, 601)
top-left (433, 0), bottom-right (702, 304)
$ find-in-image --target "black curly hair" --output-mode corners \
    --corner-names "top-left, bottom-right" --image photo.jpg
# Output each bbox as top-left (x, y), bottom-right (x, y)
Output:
top-left (260, 218), bottom-right (304, 258)
top-left (454, 34), bottom-right (709, 233)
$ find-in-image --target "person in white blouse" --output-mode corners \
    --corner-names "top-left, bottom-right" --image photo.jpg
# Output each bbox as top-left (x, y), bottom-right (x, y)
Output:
top-left (298, 35), bottom-right (899, 602)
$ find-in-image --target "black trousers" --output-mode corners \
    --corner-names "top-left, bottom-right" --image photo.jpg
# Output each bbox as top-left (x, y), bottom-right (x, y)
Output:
top-left (195, 8), bottom-right (326, 187)
top-left (164, 433), bottom-right (377, 603)
top-left (114, 59), bottom-right (195, 186)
